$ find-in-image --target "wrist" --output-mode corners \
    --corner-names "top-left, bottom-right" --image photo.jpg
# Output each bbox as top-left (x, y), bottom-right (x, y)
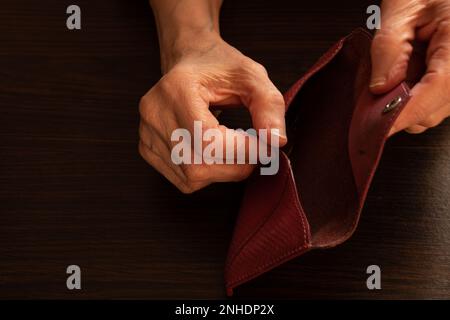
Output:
top-left (160, 28), bottom-right (222, 73)
top-left (150, 0), bottom-right (222, 73)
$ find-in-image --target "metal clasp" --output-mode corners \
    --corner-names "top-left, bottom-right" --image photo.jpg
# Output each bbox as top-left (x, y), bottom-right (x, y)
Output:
top-left (383, 96), bottom-right (402, 114)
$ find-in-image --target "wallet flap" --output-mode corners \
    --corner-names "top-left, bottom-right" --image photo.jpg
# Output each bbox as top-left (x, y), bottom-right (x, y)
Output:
top-left (349, 83), bottom-right (410, 197)
top-left (224, 152), bottom-right (312, 295)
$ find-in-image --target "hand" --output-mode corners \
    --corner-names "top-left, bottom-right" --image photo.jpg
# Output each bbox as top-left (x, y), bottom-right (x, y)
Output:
top-left (370, 0), bottom-right (450, 135)
top-left (139, 32), bottom-right (286, 193)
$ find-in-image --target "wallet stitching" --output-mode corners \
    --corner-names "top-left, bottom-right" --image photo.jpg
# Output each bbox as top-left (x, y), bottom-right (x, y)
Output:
top-left (227, 155), bottom-right (311, 287)
top-left (227, 246), bottom-right (310, 289)
top-left (225, 167), bottom-right (291, 271)
top-left (287, 158), bottom-right (310, 246)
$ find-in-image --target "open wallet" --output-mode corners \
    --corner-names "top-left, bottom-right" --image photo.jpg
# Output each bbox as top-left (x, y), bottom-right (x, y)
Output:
top-left (224, 28), bottom-right (426, 296)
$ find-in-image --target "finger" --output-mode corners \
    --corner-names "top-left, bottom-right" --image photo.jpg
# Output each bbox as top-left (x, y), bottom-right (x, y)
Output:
top-left (141, 130), bottom-right (252, 191)
top-left (389, 73), bottom-right (448, 136)
top-left (176, 95), bottom-right (257, 163)
top-left (179, 162), bottom-right (255, 185)
top-left (169, 109), bottom-right (257, 182)
top-left (139, 93), bottom-right (179, 153)
top-left (424, 21), bottom-right (450, 74)
top-left (404, 125), bottom-right (428, 134)
top-left (241, 66), bottom-right (287, 146)
top-left (208, 163), bottom-right (255, 182)
top-left (189, 64), bottom-right (287, 147)
top-left (139, 122), bottom-right (187, 183)
top-left (171, 120), bottom-right (257, 182)
top-left (370, 0), bottom-right (425, 93)
top-left (171, 118), bottom-right (256, 184)
top-left (418, 110), bottom-right (448, 128)
top-left (171, 72), bottom-right (282, 167)
top-left (139, 141), bottom-right (194, 193)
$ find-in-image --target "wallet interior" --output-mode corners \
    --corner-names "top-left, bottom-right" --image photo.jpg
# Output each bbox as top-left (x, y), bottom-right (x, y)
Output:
top-left (285, 30), bottom-right (372, 247)
top-left (225, 29), bottom-right (419, 295)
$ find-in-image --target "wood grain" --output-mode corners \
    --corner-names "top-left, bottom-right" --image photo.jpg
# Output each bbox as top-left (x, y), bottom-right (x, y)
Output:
top-left (0, 0), bottom-right (449, 299)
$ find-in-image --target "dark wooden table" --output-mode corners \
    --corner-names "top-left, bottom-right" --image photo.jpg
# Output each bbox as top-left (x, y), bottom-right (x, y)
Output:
top-left (1, 0), bottom-right (449, 299)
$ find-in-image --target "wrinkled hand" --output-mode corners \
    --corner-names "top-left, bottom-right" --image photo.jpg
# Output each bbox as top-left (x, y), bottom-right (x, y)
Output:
top-left (139, 35), bottom-right (286, 193)
top-left (371, 0), bottom-right (450, 135)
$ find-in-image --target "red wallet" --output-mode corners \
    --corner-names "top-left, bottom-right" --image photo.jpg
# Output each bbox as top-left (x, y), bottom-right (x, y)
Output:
top-left (225, 28), bottom-right (420, 295)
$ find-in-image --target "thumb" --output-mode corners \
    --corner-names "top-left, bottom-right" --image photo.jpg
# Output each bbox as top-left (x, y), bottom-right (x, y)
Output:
top-left (370, 0), bottom-right (423, 94)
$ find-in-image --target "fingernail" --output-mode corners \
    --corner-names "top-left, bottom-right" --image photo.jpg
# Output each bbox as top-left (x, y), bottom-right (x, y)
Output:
top-left (370, 77), bottom-right (386, 88)
top-left (275, 125), bottom-right (287, 139)
top-left (388, 125), bottom-right (396, 137)
top-left (271, 130), bottom-right (287, 143)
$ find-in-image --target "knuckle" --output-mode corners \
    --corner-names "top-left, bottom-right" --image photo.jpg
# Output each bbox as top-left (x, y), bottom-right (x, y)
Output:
top-left (407, 103), bottom-right (428, 125)
top-left (138, 140), bottom-right (150, 160)
top-left (269, 117), bottom-right (285, 131)
top-left (138, 125), bottom-right (153, 150)
top-left (231, 165), bottom-right (254, 182)
top-left (252, 62), bottom-right (268, 76)
top-left (405, 125), bottom-right (427, 134)
top-left (243, 59), bottom-right (268, 76)
top-left (372, 28), bottom-right (413, 57)
top-left (163, 66), bottom-right (195, 90)
top-left (138, 122), bottom-right (146, 138)
top-left (267, 89), bottom-right (285, 106)
top-left (437, 20), bottom-right (450, 34)
top-left (179, 184), bottom-right (196, 194)
top-left (139, 95), bottom-right (153, 122)
top-left (442, 76), bottom-right (450, 103)
top-left (372, 29), bottom-right (396, 52)
top-left (182, 165), bottom-right (209, 183)
top-left (181, 179), bottom-right (207, 194)
top-left (158, 74), bottom-right (176, 93)
top-left (420, 113), bottom-right (442, 128)
top-left (373, 26), bottom-right (399, 43)
top-left (140, 97), bottom-right (160, 126)
top-left (373, 28), bottom-right (393, 41)
top-left (138, 95), bottom-right (148, 114)
top-left (138, 140), bottom-right (145, 157)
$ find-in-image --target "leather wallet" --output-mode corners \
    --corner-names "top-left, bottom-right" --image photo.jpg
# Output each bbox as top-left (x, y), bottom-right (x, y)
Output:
top-left (224, 28), bottom-right (423, 295)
